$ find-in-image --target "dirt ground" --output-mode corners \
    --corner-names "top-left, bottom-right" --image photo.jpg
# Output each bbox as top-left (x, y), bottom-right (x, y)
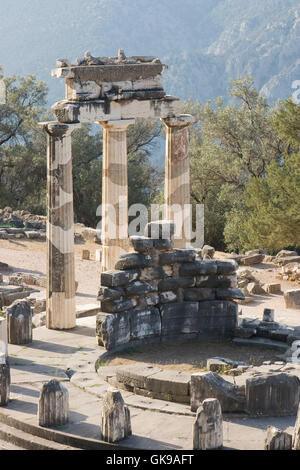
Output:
top-left (104, 339), bottom-right (279, 372)
top-left (0, 239), bottom-right (299, 370)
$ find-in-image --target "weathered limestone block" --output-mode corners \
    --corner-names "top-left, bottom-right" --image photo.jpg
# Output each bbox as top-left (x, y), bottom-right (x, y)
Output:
top-left (159, 249), bottom-right (196, 266)
top-left (206, 358), bottom-right (230, 373)
top-left (293, 403), bottom-right (300, 450)
top-left (179, 260), bottom-right (217, 277)
top-left (100, 298), bottom-right (137, 314)
top-left (193, 398), bottom-right (223, 450)
top-left (240, 254), bottom-right (265, 265)
top-left (158, 277), bottom-right (195, 291)
top-left (263, 308), bottom-right (275, 323)
top-left (183, 288), bottom-right (216, 301)
top-left (101, 269), bottom-right (140, 287)
top-left (144, 220), bottom-right (176, 240)
top-left (97, 286), bottom-right (124, 302)
top-left (198, 301), bottom-right (238, 339)
top-left (125, 281), bottom-right (156, 296)
top-left (7, 300), bottom-right (32, 345)
top-left (129, 236), bottom-right (154, 253)
top-left (247, 282), bottom-right (266, 295)
top-left (140, 292), bottom-right (160, 307)
top-left (0, 360), bottom-right (10, 406)
top-left (234, 326), bottom-right (257, 339)
top-left (129, 307), bottom-right (161, 339)
top-left (159, 291), bottom-right (178, 304)
top-left (215, 287), bottom-right (245, 301)
top-left (264, 426), bottom-right (292, 450)
top-left (160, 302), bottom-right (199, 336)
top-left (96, 312), bottom-right (130, 350)
top-left (276, 250), bottom-right (298, 259)
top-left (191, 372), bottom-right (245, 413)
top-left (100, 388), bottom-right (131, 443)
top-left (264, 283), bottom-right (281, 294)
top-left (216, 260), bottom-right (238, 275)
top-left (140, 266), bottom-right (166, 281)
top-left (145, 369), bottom-right (190, 401)
top-left (196, 274), bottom-right (237, 289)
top-left (284, 289), bottom-right (300, 309)
top-left (201, 245), bottom-right (215, 259)
top-left (153, 238), bottom-right (174, 251)
top-left (116, 364), bottom-right (162, 391)
top-left (115, 253), bottom-right (154, 270)
top-left (245, 373), bottom-right (300, 416)
top-left (38, 379), bottom-right (69, 427)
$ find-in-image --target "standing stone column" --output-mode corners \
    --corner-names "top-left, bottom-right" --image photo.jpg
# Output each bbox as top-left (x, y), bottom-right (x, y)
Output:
top-left (162, 115), bottom-right (194, 249)
top-left (99, 119), bottom-right (135, 272)
top-left (41, 122), bottom-right (79, 330)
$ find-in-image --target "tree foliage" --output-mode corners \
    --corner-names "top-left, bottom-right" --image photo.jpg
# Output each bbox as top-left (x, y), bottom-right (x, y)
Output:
top-left (186, 76), bottom-right (283, 251)
top-left (241, 154), bottom-right (300, 253)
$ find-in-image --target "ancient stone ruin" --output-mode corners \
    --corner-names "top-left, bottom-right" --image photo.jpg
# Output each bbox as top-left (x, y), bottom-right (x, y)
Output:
top-left (96, 221), bottom-right (242, 350)
top-left (39, 50), bottom-right (194, 331)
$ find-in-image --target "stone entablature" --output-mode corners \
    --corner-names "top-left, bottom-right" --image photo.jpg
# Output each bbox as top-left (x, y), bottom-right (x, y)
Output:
top-left (96, 224), bottom-right (243, 351)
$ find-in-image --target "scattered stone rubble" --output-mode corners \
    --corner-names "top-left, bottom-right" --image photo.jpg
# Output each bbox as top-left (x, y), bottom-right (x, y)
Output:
top-left (234, 308), bottom-right (300, 348)
top-left (0, 207), bottom-right (95, 243)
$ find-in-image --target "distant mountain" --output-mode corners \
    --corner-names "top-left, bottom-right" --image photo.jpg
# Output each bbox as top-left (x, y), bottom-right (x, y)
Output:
top-left (0, 0), bottom-right (299, 105)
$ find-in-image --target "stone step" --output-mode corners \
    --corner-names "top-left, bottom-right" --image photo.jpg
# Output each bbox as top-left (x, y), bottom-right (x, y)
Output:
top-left (0, 422), bottom-right (78, 451)
top-left (0, 438), bottom-right (25, 450)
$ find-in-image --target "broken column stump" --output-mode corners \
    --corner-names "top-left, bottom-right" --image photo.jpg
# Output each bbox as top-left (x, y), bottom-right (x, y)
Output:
top-left (293, 403), bottom-right (300, 450)
top-left (193, 398), bottom-right (223, 450)
top-left (100, 388), bottom-right (132, 443)
top-left (264, 426), bottom-right (292, 450)
top-left (7, 300), bottom-right (32, 345)
top-left (0, 359), bottom-right (10, 406)
top-left (38, 379), bottom-right (69, 427)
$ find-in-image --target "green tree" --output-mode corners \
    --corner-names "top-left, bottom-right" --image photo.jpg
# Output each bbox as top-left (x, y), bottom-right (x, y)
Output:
top-left (272, 99), bottom-right (300, 150)
top-left (185, 76), bottom-right (284, 251)
top-left (0, 68), bottom-right (48, 212)
top-left (241, 153), bottom-right (300, 253)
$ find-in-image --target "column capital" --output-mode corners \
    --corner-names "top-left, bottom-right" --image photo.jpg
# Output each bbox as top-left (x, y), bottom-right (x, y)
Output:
top-left (162, 114), bottom-right (195, 129)
top-left (39, 121), bottom-right (81, 136)
top-left (98, 119), bottom-right (135, 131)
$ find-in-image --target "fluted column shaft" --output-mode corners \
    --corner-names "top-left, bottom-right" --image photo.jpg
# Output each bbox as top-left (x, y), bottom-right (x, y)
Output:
top-left (162, 115), bottom-right (194, 248)
top-left (43, 122), bottom-right (79, 330)
top-left (99, 119), bottom-right (135, 272)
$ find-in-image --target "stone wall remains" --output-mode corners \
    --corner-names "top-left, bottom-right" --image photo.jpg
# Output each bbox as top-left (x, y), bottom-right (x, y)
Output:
top-left (96, 223), bottom-right (243, 351)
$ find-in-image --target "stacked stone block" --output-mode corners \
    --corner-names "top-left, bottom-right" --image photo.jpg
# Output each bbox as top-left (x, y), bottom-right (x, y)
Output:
top-left (96, 224), bottom-right (243, 350)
